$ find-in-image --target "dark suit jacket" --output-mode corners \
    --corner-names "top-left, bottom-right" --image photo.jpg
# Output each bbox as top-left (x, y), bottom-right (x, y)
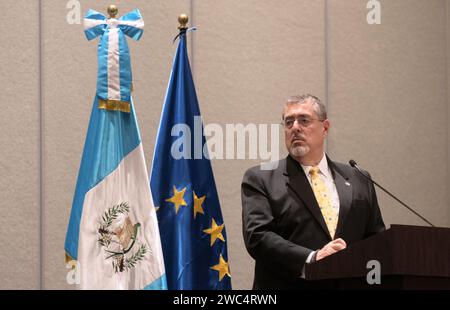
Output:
top-left (241, 155), bottom-right (385, 289)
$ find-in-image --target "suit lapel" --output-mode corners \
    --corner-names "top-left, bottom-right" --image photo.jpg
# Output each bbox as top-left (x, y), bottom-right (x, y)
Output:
top-left (328, 158), bottom-right (353, 238)
top-left (284, 156), bottom-right (331, 239)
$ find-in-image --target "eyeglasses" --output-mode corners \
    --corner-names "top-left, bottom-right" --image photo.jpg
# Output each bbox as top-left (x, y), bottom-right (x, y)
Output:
top-left (282, 116), bottom-right (324, 129)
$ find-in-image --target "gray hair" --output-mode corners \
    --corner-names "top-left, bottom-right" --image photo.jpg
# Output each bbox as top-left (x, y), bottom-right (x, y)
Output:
top-left (283, 94), bottom-right (327, 121)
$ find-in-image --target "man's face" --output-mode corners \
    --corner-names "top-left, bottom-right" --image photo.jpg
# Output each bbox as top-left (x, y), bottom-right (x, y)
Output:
top-left (283, 100), bottom-right (329, 159)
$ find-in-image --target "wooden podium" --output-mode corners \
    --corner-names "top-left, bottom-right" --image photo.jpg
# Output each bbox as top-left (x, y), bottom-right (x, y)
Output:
top-left (305, 225), bottom-right (450, 289)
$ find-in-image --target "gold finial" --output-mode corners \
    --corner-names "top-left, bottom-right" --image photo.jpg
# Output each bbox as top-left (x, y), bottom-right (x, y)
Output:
top-left (107, 5), bottom-right (118, 19)
top-left (178, 14), bottom-right (189, 30)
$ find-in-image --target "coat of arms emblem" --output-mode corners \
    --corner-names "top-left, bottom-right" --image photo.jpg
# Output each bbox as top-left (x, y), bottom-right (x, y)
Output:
top-left (98, 202), bottom-right (147, 273)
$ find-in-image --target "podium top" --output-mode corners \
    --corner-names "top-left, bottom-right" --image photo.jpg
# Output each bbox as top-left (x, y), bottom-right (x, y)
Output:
top-left (305, 224), bottom-right (450, 281)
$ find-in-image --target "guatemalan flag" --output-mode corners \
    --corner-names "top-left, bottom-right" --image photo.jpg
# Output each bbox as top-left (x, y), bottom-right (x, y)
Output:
top-left (65, 9), bottom-right (167, 290)
top-left (150, 29), bottom-right (232, 289)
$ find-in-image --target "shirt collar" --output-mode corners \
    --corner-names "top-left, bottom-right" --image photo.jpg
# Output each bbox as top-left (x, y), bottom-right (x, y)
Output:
top-left (300, 153), bottom-right (332, 180)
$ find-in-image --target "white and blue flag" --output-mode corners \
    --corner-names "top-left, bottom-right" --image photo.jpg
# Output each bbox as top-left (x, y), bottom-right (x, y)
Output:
top-left (83, 9), bottom-right (144, 105)
top-left (65, 9), bottom-right (167, 290)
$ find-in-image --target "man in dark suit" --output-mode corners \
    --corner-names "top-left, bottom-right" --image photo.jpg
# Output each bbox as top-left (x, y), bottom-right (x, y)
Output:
top-left (241, 94), bottom-right (385, 289)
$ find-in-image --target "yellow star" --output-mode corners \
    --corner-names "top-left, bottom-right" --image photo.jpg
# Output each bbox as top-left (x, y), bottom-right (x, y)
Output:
top-left (193, 191), bottom-right (206, 219)
top-left (203, 218), bottom-right (225, 246)
top-left (210, 255), bottom-right (231, 281)
top-left (165, 186), bottom-right (187, 214)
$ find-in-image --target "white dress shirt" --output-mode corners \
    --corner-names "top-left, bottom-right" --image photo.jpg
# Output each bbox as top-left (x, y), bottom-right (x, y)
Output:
top-left (300, 153), bottom-right (340, 278)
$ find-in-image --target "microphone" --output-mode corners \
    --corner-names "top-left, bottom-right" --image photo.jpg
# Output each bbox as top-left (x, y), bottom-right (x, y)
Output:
top-left (349, 159), bottom-right (434, 227)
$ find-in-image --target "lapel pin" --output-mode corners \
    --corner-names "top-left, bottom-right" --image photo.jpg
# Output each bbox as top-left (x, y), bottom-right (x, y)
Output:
top-left (345, 181), bottom-right (351, 187)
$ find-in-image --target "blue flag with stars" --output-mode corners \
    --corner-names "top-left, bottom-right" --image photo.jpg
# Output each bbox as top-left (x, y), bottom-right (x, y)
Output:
top-left (150, 31), bottom-right (231, 290)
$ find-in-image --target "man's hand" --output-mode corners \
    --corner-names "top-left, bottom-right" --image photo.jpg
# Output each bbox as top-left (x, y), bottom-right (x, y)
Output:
top-left (316, 238), bottom-right (347, 261)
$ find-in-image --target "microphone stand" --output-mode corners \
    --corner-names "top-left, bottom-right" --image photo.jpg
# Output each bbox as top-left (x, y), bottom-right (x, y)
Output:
top-left (349, 160), bottom-right (435, 227)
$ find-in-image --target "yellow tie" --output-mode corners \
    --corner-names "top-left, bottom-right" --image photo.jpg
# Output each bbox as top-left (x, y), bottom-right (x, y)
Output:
top-left (309, 167), bottom-right (338, 239)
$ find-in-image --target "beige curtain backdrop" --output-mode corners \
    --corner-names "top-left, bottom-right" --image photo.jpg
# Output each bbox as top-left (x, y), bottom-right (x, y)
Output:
top-left (1, 0), bottom-right (449, 289)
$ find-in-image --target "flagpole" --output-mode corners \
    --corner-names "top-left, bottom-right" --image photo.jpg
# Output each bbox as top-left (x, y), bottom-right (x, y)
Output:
top-left (178, 13), bottom-right (189, 31)
top-left (173, 14), bottom-right (189, 43)
top-left (107, 4), bottom-right (118, 19)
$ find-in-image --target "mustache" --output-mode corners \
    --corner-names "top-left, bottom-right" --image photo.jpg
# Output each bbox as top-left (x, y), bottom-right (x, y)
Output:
top-left (291, 134), bottom-right (306, 142)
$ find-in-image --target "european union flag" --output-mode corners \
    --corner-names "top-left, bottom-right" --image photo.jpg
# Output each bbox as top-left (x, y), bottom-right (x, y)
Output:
top-left (150, 30), bottom-right (232, 290)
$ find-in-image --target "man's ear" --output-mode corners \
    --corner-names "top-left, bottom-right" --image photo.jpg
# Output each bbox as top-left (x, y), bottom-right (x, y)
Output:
top-left (322, 119), bottom-right (330, 136)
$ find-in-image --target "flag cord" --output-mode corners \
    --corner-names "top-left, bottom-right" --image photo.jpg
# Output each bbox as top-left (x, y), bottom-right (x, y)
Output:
top-left (173, 27), bottom-right (197, 44)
